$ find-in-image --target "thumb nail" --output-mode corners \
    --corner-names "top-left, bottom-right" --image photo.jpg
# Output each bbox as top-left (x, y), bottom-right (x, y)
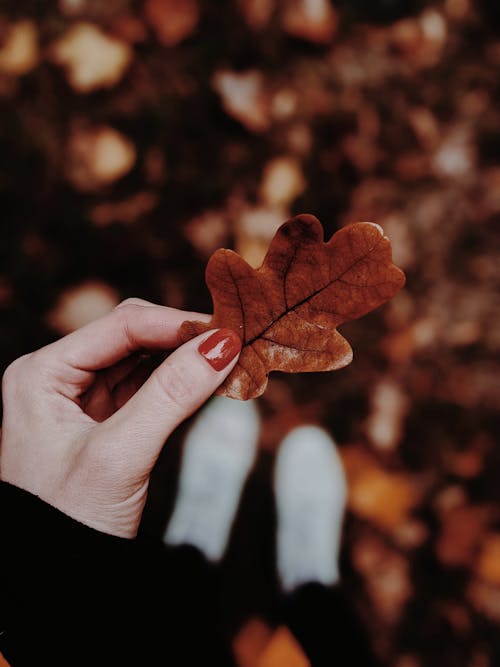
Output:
top-left (198, 329), bottom-right (241, 371)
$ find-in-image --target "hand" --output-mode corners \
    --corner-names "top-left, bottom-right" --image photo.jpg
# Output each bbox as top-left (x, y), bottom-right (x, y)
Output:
top-left (0, 298), bottom-right (241, 538)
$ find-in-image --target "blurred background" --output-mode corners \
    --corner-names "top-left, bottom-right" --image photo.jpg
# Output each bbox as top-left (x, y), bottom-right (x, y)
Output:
top-left (1, 0), bottom-right (499, 665)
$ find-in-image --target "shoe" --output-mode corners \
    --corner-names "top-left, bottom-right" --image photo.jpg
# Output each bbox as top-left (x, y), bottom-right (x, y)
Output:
top-left (274, 425), bottom-right (347, 592)
top-left (164, 396), bottom-right (260, 562)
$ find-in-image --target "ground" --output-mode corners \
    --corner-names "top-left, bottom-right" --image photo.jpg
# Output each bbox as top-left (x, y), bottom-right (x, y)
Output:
top-left (0, 1), bottom-right (499, 665)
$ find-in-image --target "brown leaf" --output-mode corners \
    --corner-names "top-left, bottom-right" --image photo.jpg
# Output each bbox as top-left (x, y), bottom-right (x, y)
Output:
top-left (181, 214), bottom-right (405, 399)
top-left (256, 626), bottom-right (310, 667)
top-left (212, 69), bottom-right (271, 133)
top-left (49, 23), bottom-right (132, 93)
top-left (66, 125), bottom-right (136, 191)
top-left (282, 0), bottom-right (338, 45)
top-left (341, 445), bottom-right (421, 532)
top-left (145, 0), bottom-right (200, 47)
top-left (0, 20), bottom-right (39, 77)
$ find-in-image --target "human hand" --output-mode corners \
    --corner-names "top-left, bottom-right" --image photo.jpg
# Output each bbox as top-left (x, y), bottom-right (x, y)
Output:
top-left (0, 298), bottom-right (241, 538)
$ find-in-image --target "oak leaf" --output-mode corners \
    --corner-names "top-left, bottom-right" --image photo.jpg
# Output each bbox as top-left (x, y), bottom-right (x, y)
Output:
top-left (181, 214), bottom-right (405, 399)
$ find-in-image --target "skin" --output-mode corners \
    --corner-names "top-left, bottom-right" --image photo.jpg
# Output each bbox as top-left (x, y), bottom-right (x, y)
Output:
top-left (0, 298), bottom-right (240, 538)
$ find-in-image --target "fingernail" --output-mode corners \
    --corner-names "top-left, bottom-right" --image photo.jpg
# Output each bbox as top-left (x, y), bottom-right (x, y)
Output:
top-left (198, 329), bottom-right (242, 371)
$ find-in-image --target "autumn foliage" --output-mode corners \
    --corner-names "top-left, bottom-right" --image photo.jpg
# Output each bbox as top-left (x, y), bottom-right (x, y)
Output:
top-left (1, 0), bottom-right (499, 664)
top-left (181, 214), bottom-right (405, 398)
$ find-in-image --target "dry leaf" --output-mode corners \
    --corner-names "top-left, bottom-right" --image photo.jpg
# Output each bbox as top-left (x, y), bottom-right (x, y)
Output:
top-left (238, 0), bottom-right (275, 30)
top-left (475, 534), bottom-right (500, 586)
top-left (212, 69), bottom-right (271, 133)
top-left (432, 126), bottom-right (475, 179)
top-left (352, 534), bottom-right (413, 625)
top-left (467, 579), bottom-right (500, 624)
top-left (282, 0), bottom-right (337, 45)
top-left (50, 22), bottom-right (132, 93)
top-left (341, 445), bottom-right (420, 531)
top-left (181, 214), bottom-right (405, 399)
top-left (232, 617), bottom-right (274, 667)
top-left (365, 378), bottom-right (409, 451)
top-left (271, 88), bottom-right (299, 121)
top-left (0, 20), bottom-right (39, 77)
top-left (256, 626), bottom-right (310, 667)
top-left (66, 125), bottom-right (136, 191)
top-left (435, 504), bottom-right (491, 568)
top-left (145, 0), bottom-right (199, 47)
top-left (89, 191), bottom-right (158, 226)
top-left (258, 156), bottom-right (306, 208)
top-left (47, 281), bottom-right (119, 334)
top-left (183, 210), bottom-right (229, 259)
top-left (111, 14), bottom-right (148, 44)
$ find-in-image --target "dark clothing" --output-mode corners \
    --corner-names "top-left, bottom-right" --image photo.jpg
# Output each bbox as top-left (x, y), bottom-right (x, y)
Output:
top-left (1, 481), bottom-right (379, 666)
top-left (281, 582), bottom-right (381, 667)
top-left (0, 482), bottom-right (232, 666)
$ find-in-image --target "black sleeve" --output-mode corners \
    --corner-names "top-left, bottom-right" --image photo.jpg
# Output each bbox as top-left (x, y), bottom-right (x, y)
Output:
top-left (0, 481), bottom-right (169, 667)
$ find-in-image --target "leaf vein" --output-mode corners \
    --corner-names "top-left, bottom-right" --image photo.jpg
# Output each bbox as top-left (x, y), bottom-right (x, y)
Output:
top-left (245, 236), bottom-right (383, 347)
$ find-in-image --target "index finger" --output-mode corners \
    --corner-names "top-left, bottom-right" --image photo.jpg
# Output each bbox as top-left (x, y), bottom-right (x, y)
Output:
top-left (40, 300), bottom-right (211, 372)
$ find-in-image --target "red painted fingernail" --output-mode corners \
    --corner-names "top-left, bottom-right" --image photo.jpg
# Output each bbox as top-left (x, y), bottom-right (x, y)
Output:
top-left (198, 329), bottom-right (242, 371)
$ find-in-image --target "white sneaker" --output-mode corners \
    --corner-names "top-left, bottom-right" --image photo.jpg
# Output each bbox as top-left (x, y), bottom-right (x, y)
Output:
top-left (274, 425), bottom-right (347, 592)
top-left (164, 396), bottom-right (260, 562)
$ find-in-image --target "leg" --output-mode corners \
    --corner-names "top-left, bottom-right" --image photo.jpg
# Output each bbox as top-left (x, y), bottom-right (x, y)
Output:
top-left (281, 582), bottom-right (381, 666)
top-left (274, 426), bottom-right (380, 666)
top-left (161, 396), bottom-right (260, 664)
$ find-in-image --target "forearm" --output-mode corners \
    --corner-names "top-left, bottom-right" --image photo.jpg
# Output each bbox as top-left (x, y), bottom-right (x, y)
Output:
top-left (0, 481), bottom-right (164, 666)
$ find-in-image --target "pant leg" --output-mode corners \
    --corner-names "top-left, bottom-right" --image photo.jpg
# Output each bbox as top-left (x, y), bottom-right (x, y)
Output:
top-left (157, 544), bottom-right (237, 667)
top-left (281, 582), bottom-right (381, 667)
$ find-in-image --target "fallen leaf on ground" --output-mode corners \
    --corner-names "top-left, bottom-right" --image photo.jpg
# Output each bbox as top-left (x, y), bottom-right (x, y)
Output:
top-left (49, 22), bottom-right (132, 93)
top-left (145, 0), bottom-right (199, 47)
top-left (47, 281), bottom-right (119, 334)
top-left (181, 214), bottom-right (405, 399)
top-left (256, 626), bottom-right (310, 667)
top-left (66, 125), bottom-right (136, 190)
top-left (341, 445), bottom-right (421, 531)
top-left (212, 69), bottom-right (271, 133)
top-left (0, 20), bottom-right (39, 76)
top-left (475, 533), bottom-right (500, 586)
top-left (352, 534), bottom-right (413, 625)
top-left (232, 617), bottom-right (274, 667)
top-left (258, 156), bottom-right (306, 208)
top-left (435, 504), bottom-right (491, 568)
top-left (467, 579), bottom-right (500, 624)
top-left (282, 0), bottom-right (337, 45)
top-left (365, 378), bottom-right (409, 451)
top-left (90, 191), bottom-right (158, 226)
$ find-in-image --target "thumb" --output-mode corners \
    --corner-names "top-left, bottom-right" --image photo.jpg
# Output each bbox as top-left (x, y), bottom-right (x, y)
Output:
top-left (94, 328), bottom-right (242, 470)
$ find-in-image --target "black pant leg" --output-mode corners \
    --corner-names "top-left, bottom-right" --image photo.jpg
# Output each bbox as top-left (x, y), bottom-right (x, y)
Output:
top-left (158, 544), bottom-right (237, 667)
top-left (281, 583), bottom-right (381, 667)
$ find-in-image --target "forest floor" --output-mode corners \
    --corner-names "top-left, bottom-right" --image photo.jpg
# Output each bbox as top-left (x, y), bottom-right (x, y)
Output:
top-left (1, 1), bottom-right (499, 665)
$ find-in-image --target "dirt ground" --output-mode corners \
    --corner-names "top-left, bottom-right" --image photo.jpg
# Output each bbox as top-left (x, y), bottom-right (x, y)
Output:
top-left (1, 1), bottom-right (499, 665)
